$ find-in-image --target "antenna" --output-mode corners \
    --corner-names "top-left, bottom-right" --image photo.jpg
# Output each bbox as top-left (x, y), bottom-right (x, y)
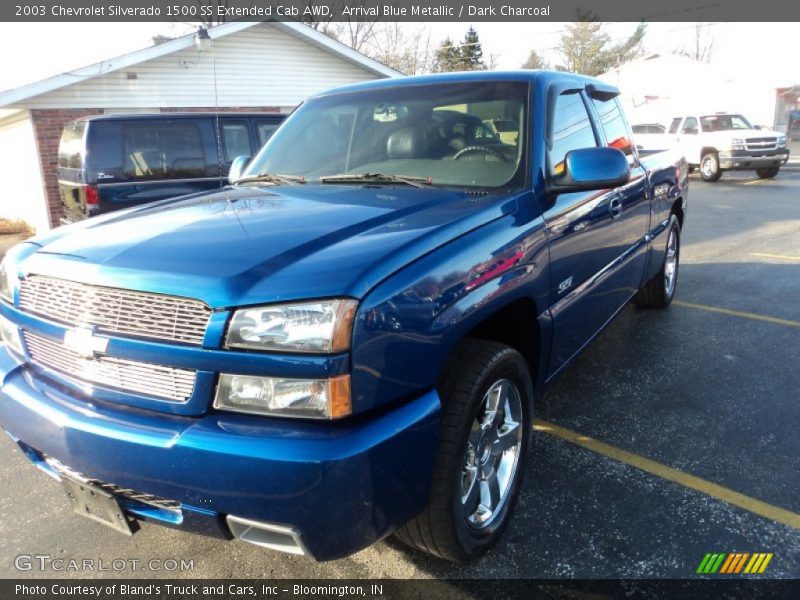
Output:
top-left (196, 26), bottom-right (224, 184)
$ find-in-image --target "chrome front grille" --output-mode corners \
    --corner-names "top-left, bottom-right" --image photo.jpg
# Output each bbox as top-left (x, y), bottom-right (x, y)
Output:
top-left (745, 137), bottom-right (778, 151)
top-left (19, 275), bottom-right (211, 345)
top-left (43, 455), bottom-right (181, 513)
top-left (23, 330), bottom-right (196, 402)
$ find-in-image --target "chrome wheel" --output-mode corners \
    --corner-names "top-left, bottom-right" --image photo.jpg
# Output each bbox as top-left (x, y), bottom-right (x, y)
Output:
top-left (701, 157), bottom-right (714, 178)
top-left (461, 379), bottom-right (523, 529)
top-left (664, 227), bottom-right (678, 297)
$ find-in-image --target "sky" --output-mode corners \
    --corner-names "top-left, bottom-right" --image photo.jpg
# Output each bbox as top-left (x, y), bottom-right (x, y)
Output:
top-left (1, 21), bottom-right (799, 94)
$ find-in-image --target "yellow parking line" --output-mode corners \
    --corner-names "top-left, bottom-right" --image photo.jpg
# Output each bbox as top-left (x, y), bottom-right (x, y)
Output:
top-left (534, 420), bottom-right (800, 530)
top-left (672, 300), bottom-right (800, 329)
top-left (743, 179), bottom-right (769, 185)
top-left (751, 252), bottom-right (800, 262)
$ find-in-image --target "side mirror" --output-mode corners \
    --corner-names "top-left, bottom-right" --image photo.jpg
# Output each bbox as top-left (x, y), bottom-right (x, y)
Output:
top-left (550, 147), bottom-right (630, 194)
top-left (228, 155), bottom-right (251, 184)
top-left (683, 127), bottom-right (698, 135)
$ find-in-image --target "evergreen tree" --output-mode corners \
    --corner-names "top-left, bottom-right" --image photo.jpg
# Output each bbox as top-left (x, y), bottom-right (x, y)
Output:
top-left (433, 37), bottom-right (461, 72)
top-left (459, 27), bottom-right (486, 71)
top-left (557, 17), bottom-right (646, 76)
top-left (521, 49), bottom-right (549, 70)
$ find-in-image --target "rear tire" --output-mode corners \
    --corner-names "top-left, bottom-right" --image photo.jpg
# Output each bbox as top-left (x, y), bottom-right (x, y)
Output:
top-left (756, 166), bottom-right (780, 179)
top-left (635, 216), bottom-right (680, 309)
top-left (394, 339), bottom-right (533, 562)
top-left (700, 152), bottom-right (722, 182)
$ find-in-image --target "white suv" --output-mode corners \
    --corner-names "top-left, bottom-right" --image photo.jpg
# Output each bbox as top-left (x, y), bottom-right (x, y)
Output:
top-left (668, 113), bottom-right (789, 181)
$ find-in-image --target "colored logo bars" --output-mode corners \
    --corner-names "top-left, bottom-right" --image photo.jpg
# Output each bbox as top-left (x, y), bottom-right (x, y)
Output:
top-left (696, 552), bottom-right (773, 574)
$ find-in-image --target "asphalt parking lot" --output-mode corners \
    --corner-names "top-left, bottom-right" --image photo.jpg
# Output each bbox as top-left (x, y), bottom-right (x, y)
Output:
top-left (0, 170), bottom-right (798, 580)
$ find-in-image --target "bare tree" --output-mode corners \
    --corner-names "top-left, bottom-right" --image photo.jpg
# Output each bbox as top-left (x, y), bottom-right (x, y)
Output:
top-left (300, 1), bottom-right (379, 52)
top-left (368, 23), bottom-right (434, 75)
top-left (675, 23), bottom-right (715, 63)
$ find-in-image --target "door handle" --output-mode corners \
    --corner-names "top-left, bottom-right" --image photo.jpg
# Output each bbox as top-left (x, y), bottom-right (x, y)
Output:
top-left (609, 196), bottom-right (623, 219)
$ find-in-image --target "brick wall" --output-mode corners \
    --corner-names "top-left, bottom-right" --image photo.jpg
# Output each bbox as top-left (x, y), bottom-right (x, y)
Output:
top-left (31, 106), bottom-right (292, 228)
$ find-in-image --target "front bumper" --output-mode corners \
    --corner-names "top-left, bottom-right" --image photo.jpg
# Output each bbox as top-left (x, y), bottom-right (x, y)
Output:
top-left (0, 348), bottom-right (440, 561)
top-left (718, 148), bottom-right (790, 170)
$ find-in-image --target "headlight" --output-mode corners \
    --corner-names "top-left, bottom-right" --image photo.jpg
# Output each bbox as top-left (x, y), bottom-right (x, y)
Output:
top-left (731, 138), bottom-right (745, 150)
top-left (0, 313), bottom-right (23, 356)
top-left (226, 299), bottom-right (357, 353)
top-left (778, 136), bottom-right (787, 147)
top-left (0, 258), bottom-right (17, 304)
top-left (214, 373), bottom-right (351, 419)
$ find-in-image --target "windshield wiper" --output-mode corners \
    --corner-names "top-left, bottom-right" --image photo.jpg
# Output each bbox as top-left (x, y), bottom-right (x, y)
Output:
top-left (319, 172), bottom-right (432, 188)
top-left (233, 173), bottom-right (306, 185)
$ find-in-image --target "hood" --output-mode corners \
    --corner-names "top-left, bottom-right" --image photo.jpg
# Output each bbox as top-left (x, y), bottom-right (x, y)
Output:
top-left (22, 185), bottom-right (517, 308)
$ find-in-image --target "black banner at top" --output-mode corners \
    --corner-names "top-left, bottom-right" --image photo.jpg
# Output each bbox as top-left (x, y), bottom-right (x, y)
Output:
top-left (3, 0), bottom-right (800, 22)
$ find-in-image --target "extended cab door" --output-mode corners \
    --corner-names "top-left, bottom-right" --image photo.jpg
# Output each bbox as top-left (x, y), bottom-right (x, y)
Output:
top-left (589, 95), bottom-right (650, 300)
top-left (543, 88), bottom-right (631, 378)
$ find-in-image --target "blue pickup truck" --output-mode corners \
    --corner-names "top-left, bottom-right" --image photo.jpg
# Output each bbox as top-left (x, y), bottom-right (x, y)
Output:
top-left (0, 71), bottom-right (687, 562)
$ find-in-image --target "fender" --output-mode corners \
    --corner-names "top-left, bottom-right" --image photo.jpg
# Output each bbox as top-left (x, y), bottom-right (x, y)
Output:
top-left (350, 205), bottom-right (551, 413)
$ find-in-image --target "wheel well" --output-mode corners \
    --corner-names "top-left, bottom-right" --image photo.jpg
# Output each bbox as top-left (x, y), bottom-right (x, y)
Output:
top-left (463, 298), bottom-right (540, 379)
top-left (671, 198), bottom-right (684, 229)
top-left (700, 146), bottom-right (718, 158)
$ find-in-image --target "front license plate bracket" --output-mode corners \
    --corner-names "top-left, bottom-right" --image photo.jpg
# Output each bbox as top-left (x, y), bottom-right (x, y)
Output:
top-left (61, 476), bottom-right (134, 535)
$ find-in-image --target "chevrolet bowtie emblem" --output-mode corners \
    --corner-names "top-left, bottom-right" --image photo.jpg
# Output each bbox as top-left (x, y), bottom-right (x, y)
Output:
top-left (63, 326), bottom-right (108, 358)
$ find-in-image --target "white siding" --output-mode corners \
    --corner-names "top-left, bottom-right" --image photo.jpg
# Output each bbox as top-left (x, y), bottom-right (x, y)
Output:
top-left (0, 112), bottom-right (49, 232)
top-left (21, 24), bottom-right (377, 110)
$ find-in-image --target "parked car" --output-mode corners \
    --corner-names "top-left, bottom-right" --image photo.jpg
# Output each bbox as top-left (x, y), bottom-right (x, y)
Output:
top-left (0, 71), bottom-right (688, 562)
top-left (631, 123), bottom-right (668, 153)
top-left (57, 112), bottom-right (285, 222)
top-left (482, 118), bottom-right (520, 144)
top-left (666, 112), bottom-right (788, 181)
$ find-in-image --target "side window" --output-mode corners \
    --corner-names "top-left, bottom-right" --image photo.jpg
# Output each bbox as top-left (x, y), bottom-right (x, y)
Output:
top-left (221, 121), bottom-right (252, 163)
top-left (591, 97), bottom-right (636, 165)
top-left (550, 92), bottom-right (597, 175)
top-left (122, 122), bottom-right (206, 180)
top-left (668, 118), bottom-right (682, 134)
top-left (681, 117), bottom-right (699, 135)
top-left (58, 121), bottom-right (86, 169)
top-left (256, 121), bottom-right (279, 146)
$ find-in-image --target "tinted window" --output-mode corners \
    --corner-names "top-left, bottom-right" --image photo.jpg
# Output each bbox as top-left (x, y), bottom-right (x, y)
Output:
top-left (592, 97), bottom-right (635, 165)
top-left (256, 121), bottom-right (279, 146)
top-left (668, 118), bottom-right (682, 134)
top-left (633, 124), bottom-right (665, 134)
top-left (700, 114), bottom-right (752, 131)
top-left (58, 121), bottom-right (86, 169)
top-left (221, 121), bottom-right (252, 162)
top-left (122, 122), bottom-right (206, 180)
top-left (681, 117), bottom-right (699, 134)
top-left (550, 92), bottom-right (597, 175)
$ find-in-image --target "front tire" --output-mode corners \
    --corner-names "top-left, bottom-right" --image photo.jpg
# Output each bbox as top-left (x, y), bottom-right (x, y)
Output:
top-left (756, 165), bottom-right (780, 179)
top-left (700, 152), bottom-right (722, 182)
top-left (636, 216), bottom-right (681, 309)
top-left (394, 339), bottom-right (533, 562)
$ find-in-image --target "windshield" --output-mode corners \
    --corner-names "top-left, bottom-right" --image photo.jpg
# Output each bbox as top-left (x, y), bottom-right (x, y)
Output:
top-left (700, 114), bottom-right (752, 132)
top-left (244, 81), bottom-right (528, 189)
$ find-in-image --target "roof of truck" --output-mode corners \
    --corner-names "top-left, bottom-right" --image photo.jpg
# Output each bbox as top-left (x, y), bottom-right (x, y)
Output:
top-left (70, 112), bottom-right (286, 123)
top-left (315, 70), bottom-right (619, 98)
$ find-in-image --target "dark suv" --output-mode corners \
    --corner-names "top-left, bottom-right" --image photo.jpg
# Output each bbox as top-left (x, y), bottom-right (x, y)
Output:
top-left (57, 112), bottom-right (285, 222)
